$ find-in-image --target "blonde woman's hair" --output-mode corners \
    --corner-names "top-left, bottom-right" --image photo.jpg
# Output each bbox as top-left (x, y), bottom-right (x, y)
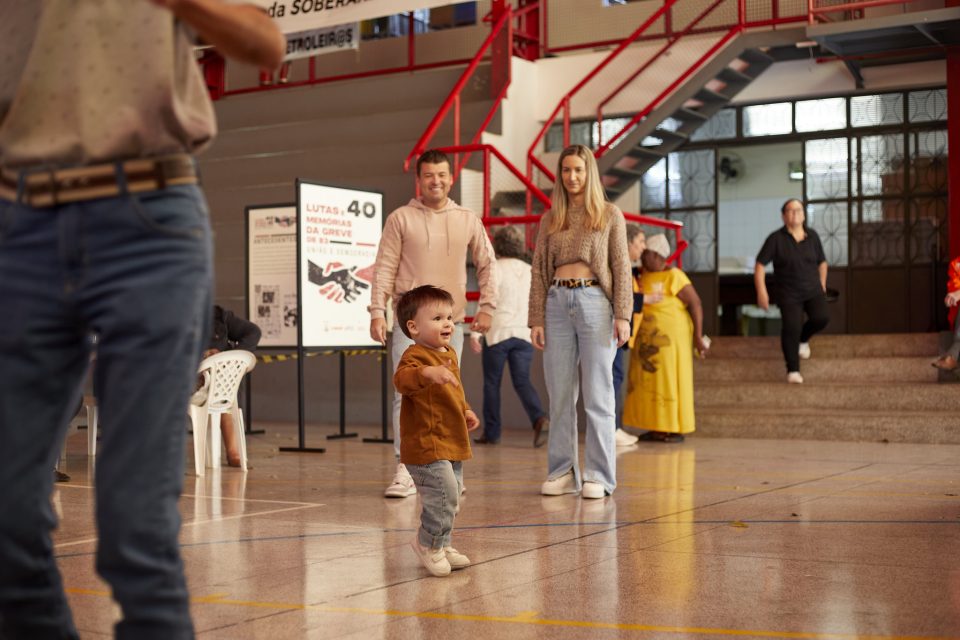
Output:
top-left (549, 144), bottom-right (609, 234)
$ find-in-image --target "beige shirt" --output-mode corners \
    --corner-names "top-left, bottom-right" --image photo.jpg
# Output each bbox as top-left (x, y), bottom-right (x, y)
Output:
top-left (368, 197), bottom-right (498, 324)
top-left (480, 257), bottom-right (534, 347)
top-left (528, 203), bottom-right (632, 326)
top-left (0, 2), bottom-right (226, 169)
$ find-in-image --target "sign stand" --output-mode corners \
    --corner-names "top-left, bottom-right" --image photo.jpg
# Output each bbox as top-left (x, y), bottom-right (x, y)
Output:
top-left (363, 350), bottom-right (392, 444)
top-left (327, 352), bottom-right (358, 440)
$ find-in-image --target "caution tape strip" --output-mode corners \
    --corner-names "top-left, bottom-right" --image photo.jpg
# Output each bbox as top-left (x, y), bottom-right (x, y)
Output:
top-left (257, 349), bottom-right (384, 364)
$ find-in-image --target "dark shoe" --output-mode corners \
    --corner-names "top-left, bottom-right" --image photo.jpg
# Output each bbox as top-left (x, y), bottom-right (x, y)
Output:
top-left (533, 416), bottom-right (549, 448)
top-left (638, 431), bottom-right (685, 443)
top-left (932, 355), bottom-right (958, 371)
top-left (473, 435), bottom-right (499, 445)
top-left (54, 469), bottom-right (70, 483)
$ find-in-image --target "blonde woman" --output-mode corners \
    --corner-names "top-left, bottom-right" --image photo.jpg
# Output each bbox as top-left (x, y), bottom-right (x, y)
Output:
top-left (529, 145), bottom-right (632, 499)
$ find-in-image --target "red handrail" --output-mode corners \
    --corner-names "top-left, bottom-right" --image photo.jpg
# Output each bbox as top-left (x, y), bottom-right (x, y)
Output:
top-left (595, 0), bottom-right (732, 146)
top-left (524, 0), bottom-right (682, 180)
top-left (404, 7), bottom-right (515, 173)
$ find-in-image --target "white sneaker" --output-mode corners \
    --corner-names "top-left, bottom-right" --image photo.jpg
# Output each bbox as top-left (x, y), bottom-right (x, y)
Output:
top-left (541, 470), bottom-right (577, 496)
top-left (787, 372), bottom-right (804, 384)
top-left (581, 481), bottom-right (605, 499)
top-left (798, 342), bottom-right (811, 360)
top-left (615, 428), bottom-right (639, 446)
top-left (384, 463), bottom-right (417, 498)
top-left (444, 546), bottom-right (470, 570)
top-left (411, 540), bottom-right (451, 577)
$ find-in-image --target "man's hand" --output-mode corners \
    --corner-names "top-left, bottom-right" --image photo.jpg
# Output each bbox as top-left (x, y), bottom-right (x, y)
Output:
top-left (945, 290), bottom-right (960, 307)
top-left (471, 311), bottom-right (493, 334)
top-left (370, 318), bottom-right (387, 345)
top-left (469, 334), bottom-right (482, 355)
top-left (421, 364), bottom-right (459, 387)
top-left (614, 319), bottom-right (630, 348)
top-left (465, 410), bottom-right (480, 432)
top-left (531, 326), bottom-right (545, 350)
top-left (202, 348), bottom-right (220, 359)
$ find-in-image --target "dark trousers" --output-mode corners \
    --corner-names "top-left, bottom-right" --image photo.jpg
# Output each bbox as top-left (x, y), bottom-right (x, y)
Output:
top-left (481, 337), bottom-right (545, 441)
top-left (779, 294), bottom-right (830, 373)
top-left (0, 185), bottom-right (212, 639)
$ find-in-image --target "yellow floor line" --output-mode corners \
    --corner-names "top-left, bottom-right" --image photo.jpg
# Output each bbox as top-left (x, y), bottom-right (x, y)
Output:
top-left (64, 588), bottom-right (957, 640)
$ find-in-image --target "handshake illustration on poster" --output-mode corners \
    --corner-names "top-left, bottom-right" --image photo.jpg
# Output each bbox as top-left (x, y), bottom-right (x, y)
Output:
top-left (308, 260), bottom-right (374, 303)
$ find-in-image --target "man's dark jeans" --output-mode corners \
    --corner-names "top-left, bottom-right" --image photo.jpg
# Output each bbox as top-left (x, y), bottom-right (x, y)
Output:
top-left (481, 337), bottom-right (545, 441)
top-left (0, 183), bottom-right (212, 639)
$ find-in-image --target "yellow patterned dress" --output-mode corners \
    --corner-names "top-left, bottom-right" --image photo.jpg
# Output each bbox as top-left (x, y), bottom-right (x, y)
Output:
top-left (623, 267), bottom-right (696, 435)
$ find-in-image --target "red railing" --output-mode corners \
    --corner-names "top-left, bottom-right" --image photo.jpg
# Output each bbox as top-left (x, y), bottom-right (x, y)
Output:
top-left (403, 5), bottom-right (517, 178)
top-left (808, 0), bottom-right (919, 23)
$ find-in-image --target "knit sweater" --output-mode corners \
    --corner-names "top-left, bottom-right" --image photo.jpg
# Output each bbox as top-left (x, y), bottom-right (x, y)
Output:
top-left (528, 202), bottom-right (632, 327)
top-left (368, 198), bottom-right (498, 324)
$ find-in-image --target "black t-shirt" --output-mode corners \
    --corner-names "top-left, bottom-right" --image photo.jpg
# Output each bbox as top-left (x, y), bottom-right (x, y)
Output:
top-left (756, 227), bottom-right (826, 303)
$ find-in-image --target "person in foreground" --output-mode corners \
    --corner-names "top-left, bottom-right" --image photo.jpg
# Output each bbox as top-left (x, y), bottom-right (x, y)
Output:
top-left (529, 144), bottom-right (632, 500)
top-left (0, 2), bottom-right (284, 638)
top-left (368, 149), bottom-right (497, 499)
top-left (394, 285), bottom-right (480, 577)
top-left (754, 199), bottom-right (829, 384)
top-left (470, 225), bottom-right (549, 448)
top-left (623, 234), bottom-right (708, 443)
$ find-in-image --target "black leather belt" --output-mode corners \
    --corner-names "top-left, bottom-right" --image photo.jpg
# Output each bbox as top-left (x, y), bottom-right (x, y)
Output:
top-left (0, 155), bottom-right (198, 208)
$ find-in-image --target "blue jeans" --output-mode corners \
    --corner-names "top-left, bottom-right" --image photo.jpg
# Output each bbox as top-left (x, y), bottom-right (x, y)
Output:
top-left (0, 184), bottom-right (212, 639)
top-left (481, 337), bottom-right (545, 441)
top-left (543, 286), bottom-right (618, 494)
top-left (406, 460), bottom-right (463, 549)
top-left (391, 320), bottom-right (463, 458)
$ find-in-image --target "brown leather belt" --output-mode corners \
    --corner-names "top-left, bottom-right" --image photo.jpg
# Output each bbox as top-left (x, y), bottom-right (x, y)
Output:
top-left (553, 278), bottom-right (599, 289)
top-left (0, 155), bottom-right (198, 208)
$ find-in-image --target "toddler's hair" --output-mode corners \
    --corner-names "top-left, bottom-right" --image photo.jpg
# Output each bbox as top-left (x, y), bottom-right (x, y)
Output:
top-left (396, 285), bottom-right (455, 339)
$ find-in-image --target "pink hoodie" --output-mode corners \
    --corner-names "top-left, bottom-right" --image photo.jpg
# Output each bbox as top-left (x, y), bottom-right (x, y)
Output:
top-left (368, 198), bottom-right (497, 323)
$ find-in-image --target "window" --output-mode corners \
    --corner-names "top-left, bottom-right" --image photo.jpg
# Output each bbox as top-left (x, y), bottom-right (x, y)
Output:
top-left (796, 98), bottom-right (846, 132)
top-left (743, 103), bottom-right (792, 137)
top-left (851, 94), bottom-right (903, 127)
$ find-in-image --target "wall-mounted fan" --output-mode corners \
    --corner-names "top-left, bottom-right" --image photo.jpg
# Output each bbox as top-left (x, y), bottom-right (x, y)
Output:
top-left (719, 153), bottom-right (745, 183)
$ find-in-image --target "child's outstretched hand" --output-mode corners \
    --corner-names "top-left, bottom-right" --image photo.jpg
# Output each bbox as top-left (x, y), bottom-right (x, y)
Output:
top-left (421, 363), bottom-right (459, 387)
top-left (465, 410), bottom-right (480, 431)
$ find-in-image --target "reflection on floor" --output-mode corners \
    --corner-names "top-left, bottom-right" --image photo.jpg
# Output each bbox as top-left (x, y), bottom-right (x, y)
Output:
top-left (54, 424), bottom-right (960, 639)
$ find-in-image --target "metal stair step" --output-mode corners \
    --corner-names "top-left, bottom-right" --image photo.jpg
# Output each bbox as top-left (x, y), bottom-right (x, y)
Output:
top-left (739, 47), bottom-right (775, 65)
top-left (694, 87), bottom-right (732, 103)
top-left (673, 106), bottom-right (709, 122)
top-left (626, 146), bottom-right (666, 162)
top-left (716, 66), bottom-right (755, 84)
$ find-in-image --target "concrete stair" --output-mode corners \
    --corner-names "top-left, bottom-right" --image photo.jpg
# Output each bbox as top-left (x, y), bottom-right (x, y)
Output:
top-left (693, 334), bottom-right (960, 444)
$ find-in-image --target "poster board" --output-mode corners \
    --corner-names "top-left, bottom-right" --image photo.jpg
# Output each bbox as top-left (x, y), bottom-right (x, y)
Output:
top-left (247, 204), bottom-right (299, 348)
top-left (297, 180), bottom-right (383, 349)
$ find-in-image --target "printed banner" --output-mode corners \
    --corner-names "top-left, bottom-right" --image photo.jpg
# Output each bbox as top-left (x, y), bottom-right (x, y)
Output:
top-left (284, 22), bottom-right (359, 60)
top-left (297, 181), bottom-right (383, 349)
top-left (254, 0), bottom-right (452, 34)
top-left (247, 205), bottom-right (299, 348)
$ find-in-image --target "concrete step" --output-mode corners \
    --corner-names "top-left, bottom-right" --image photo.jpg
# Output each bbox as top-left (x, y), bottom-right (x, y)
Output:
top-left (695, 381), bottom-right (956, 412)
top-left (694, 406), bottom-right (960, 444)
top-left (706, 334), bottom-right (939, 359)
top-left (694, 356), bottom-right (938, 383)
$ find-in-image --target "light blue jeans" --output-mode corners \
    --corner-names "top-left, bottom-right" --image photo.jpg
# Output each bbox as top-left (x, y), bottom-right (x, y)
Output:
top-left (391, 320), bottom-right (463, 458)
top-left (406, 460), bottom-right (463, 549)
top-left (543, 285), bottom-right (618, 494)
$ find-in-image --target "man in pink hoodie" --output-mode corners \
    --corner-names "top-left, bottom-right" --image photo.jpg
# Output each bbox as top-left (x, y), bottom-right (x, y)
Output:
top-left (369, 149), bottom-right (498, 498)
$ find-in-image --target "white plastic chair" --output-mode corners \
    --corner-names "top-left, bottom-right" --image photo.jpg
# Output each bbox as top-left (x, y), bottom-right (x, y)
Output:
top-left (189, 350), bottom-right (256, 476)
top-left (65, 394), bottom-right (99, 458)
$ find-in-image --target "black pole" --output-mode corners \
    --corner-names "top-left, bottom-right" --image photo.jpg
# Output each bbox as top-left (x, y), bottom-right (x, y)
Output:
top-left (363, 347), bottom-right (392, 444)
top-left (328, 350), bottom-right (357, 439)
top-left (243, 375), bottom-right (264, 435)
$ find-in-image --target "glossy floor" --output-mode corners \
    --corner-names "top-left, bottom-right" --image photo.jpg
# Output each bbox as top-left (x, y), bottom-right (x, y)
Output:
top-left (53, 425), bottom-right (960, 639)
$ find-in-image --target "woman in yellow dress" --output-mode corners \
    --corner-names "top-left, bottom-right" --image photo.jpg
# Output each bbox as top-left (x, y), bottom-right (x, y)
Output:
top-left (623, 234), bottom-right (708, 443)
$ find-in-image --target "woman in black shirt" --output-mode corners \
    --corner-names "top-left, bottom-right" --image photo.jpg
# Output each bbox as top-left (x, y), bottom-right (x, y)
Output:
top-left (754, 199), bottom-right (829, 384)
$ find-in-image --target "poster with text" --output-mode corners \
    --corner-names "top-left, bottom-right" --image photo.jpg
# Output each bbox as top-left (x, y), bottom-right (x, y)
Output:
top-left (297, 181), bottom-right (382, 348)
top-left (247, 205), bottom-right (299, 347)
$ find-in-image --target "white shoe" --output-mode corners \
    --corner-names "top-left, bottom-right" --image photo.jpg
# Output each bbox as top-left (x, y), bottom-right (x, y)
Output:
top-left (411, 540), bottom-right (451, 577)
top-left (541, 470), bottom-right (577, 496)
top-left (787, 372), bottom-right (804, 384)
top-left (798, 342), bottom-right (811, 360)
top-left (581, 481), bottom-right (605, 499)
top-left (384, 463), bottom-right (417, 498)
top-left (615, 428), bottom-right (639, 446)
top-left (444, 546), bottom-right (470, 570)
